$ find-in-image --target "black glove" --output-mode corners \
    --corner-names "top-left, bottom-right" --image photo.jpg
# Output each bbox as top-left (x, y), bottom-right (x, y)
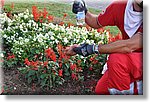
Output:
top-left (72, 0), bottom-right (88, 14)
top-left (73, 43), bottom-right (95, 57)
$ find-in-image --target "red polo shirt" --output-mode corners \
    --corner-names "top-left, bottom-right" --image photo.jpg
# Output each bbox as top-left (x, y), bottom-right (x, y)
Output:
top-left (97, 0), bottom-right (143, 40)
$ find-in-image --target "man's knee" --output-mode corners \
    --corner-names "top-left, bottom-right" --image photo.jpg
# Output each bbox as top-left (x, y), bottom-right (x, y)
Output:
top-left (108, 53), bottom-right (128, 64)
top-left (107, 53), bottom-right (129, 72)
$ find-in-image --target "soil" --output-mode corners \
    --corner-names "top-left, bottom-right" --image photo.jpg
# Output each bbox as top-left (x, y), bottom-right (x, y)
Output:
top-left (2, 67), bottom-right (102, 95)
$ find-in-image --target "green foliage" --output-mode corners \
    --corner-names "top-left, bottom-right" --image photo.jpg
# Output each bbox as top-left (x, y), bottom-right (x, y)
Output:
top-left (1, 8), bottom-right (110, 88)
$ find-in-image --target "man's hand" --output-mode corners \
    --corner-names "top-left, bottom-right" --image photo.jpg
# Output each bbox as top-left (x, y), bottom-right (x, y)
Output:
top-left (65, 44), bottom-right (79, 56)
top-left (72, 0), bottom-right (88, 14)
top-left (73, 43), bottom-right (95, 57)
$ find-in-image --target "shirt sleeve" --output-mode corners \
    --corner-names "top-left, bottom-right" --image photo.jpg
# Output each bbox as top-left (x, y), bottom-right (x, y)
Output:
top-left (97, 3), bottom-right (116, 26)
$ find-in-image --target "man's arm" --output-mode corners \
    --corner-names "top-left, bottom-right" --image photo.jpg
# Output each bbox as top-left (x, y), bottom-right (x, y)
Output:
top-left (65, 32), bottom-right (143, 56)
top-left (99, 33), bottom-right (143, 54)
top-left (85, 12), bottom-right (102, 29)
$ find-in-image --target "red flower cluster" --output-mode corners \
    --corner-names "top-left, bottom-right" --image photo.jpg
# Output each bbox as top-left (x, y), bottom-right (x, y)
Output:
top-left (24, 58), bottom-right (39, 70)
top-left (32, 6), bottom-right (39, 22)
top-left (32, 6), bottom-right (54, 23)
top-left (48, 15), bottom-right (54, 22)
top-left (89, 55), bottom-right (98, 64)
top-left (43, 61), bottom-right (48, 67)
top-left (108, 32), bottom-right (122, 43)
top-left (59, 21), bottom-right (64, 26)
top-left (67, 22), bottom-right (74, 28)
top-left (11, 2), bottom-right (14, 9)
top-left (24, 58), bottom-right (30, 66)
top-left (57, 44), bottom-right (70, 61)
top-left (70, 63), bottom-right (77, 71)
top-left (71, 73), bottom-right (78, 80)
top-left (89, 67), bottom-right (93, 71)
top-left (7, 54), bottom-right (15, 60)
top-left (59, 69), bottom-right (63, 77)
top-left (70, 63), bottom-right (82, 72)
top-left (63, 13), bottom-right (67, 18)
top-left (43, 8), bottom-right (48, 19)
top-left (45, 48), bottom-right (56, 62)
top-left (97, 27), bottom-right (104, 33)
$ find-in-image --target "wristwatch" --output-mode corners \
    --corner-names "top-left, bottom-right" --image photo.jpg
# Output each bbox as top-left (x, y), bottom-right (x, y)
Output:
top-left (94, 45), bottom-right (99, 54)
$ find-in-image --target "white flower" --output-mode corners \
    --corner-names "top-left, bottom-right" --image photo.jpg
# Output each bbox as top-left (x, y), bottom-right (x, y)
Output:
top-left (19, 37), bottom-right (23, 40)
top-left (19, 41), bottom-right (23, 45)
top-left (19, 25), bottom-right (23, 29)
top-left (25, 39), bottom-right (29, 43)
top-left (50, 36), bottom-right (55, 40)
top-left (24, 15), bottom-right (28, 19)
top-left (18, 13), bottom-right (23, 17)
top-left (55, 39), bottom-right (59, 44)
top-left (0, 53), bottom-right (4, 58)
top-left (86, 39), bottom-right (91, 44)
top-left (95, 33), bottom-right (99, 37)
top-left (38, 37), bottom-right (43, 43)
top-left (64, 37), bottom-right (68, 44)
top-left (3, 34), bottom-right (7, 38)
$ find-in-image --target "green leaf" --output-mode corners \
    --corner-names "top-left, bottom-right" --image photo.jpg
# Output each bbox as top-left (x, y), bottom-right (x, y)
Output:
top-left (27, 78), bottom-right (32, 84)
top-left (41, 79), bottom-right (47, 87)
top-left (28, 70), bottom-right (36, 77)
top-left (36, 50), bottom-right (40, 54)
top-left (40, 74), bottom-right (48, 79)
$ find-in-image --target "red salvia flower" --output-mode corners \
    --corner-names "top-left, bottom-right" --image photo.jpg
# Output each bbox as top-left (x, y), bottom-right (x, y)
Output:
top-left (59, 21), bottom-right (64, 26)
top-left (32, 6), bottom-right (39, 22)
top-left (71, 73), bottom-right (78, 80)
top-left (7, 54), bottom-right (15, 60)
top-left (108, 32), bottom-right (122, 43)
top-left (63, 13), bottom-right (67, 18)
top-left (97, 27), bottom-right (104, 33)
top-left (67, 22), bottom-right (74, 28)
top-left (45, 48), bottom-right (56, 62)
top-left (11, 2), bottom-right (14, 9)
top-left (59, 69), bottom-right (63, 77)
top-left (24, 58), bottom-right (31, 66)
top-left (30, 61), bottom-right (38, 68)
top-left (43, 61), bottom-right (48, 67)
top-left (43, 8), bottom-right (48, 19)
top-left (40, 19), bottom-right (43, 23)
top-left (48, 15), bottom-right (54, 22)
top-left (57, 44), bottom-right (70, 61)
top-left (70, 63), bottom-right (77, 71)
top-left (89, 67), bottom-right (93, 71)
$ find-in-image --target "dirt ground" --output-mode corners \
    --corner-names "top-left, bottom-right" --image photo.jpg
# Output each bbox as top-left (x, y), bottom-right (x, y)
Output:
top-left (2, 67), bottom-right (101, 95)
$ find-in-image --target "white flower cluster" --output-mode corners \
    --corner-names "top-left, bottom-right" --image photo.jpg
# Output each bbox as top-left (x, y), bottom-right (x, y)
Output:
top-left (1, 9), bottom-right (109, 60)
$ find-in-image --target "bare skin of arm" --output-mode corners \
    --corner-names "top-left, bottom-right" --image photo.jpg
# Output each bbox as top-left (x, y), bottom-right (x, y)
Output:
top-left (99, 33), bottom-right (142, 54)
top-left (85, 11), bottom-right (101, 29)
top-left (65, 33), bottom-right (143, 56)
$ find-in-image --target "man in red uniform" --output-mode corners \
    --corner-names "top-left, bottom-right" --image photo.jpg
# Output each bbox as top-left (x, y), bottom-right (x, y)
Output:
top-left (66, 0), bottom-right (143, 95)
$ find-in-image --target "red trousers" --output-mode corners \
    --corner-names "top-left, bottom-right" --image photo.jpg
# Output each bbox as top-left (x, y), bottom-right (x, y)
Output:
top-left (95, 53), bottom-right (143, 95)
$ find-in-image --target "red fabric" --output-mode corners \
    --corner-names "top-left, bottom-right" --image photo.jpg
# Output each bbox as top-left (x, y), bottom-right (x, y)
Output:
top-left (95, 71), bottom-right (110, 95)
top-left (97, 0), bottom-right (143, 40)
top-left (95, 53), bottom-right (143, 94)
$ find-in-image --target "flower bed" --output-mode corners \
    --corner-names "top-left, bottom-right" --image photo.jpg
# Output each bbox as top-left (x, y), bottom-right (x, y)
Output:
top-left (0, 7), bottom-right (121, 92)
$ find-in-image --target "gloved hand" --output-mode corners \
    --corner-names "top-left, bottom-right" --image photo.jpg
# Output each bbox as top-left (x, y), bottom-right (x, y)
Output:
top-left (73, 43), bottom-right (98, 57)
top-left (72, 0), bottom-right (88, 14)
